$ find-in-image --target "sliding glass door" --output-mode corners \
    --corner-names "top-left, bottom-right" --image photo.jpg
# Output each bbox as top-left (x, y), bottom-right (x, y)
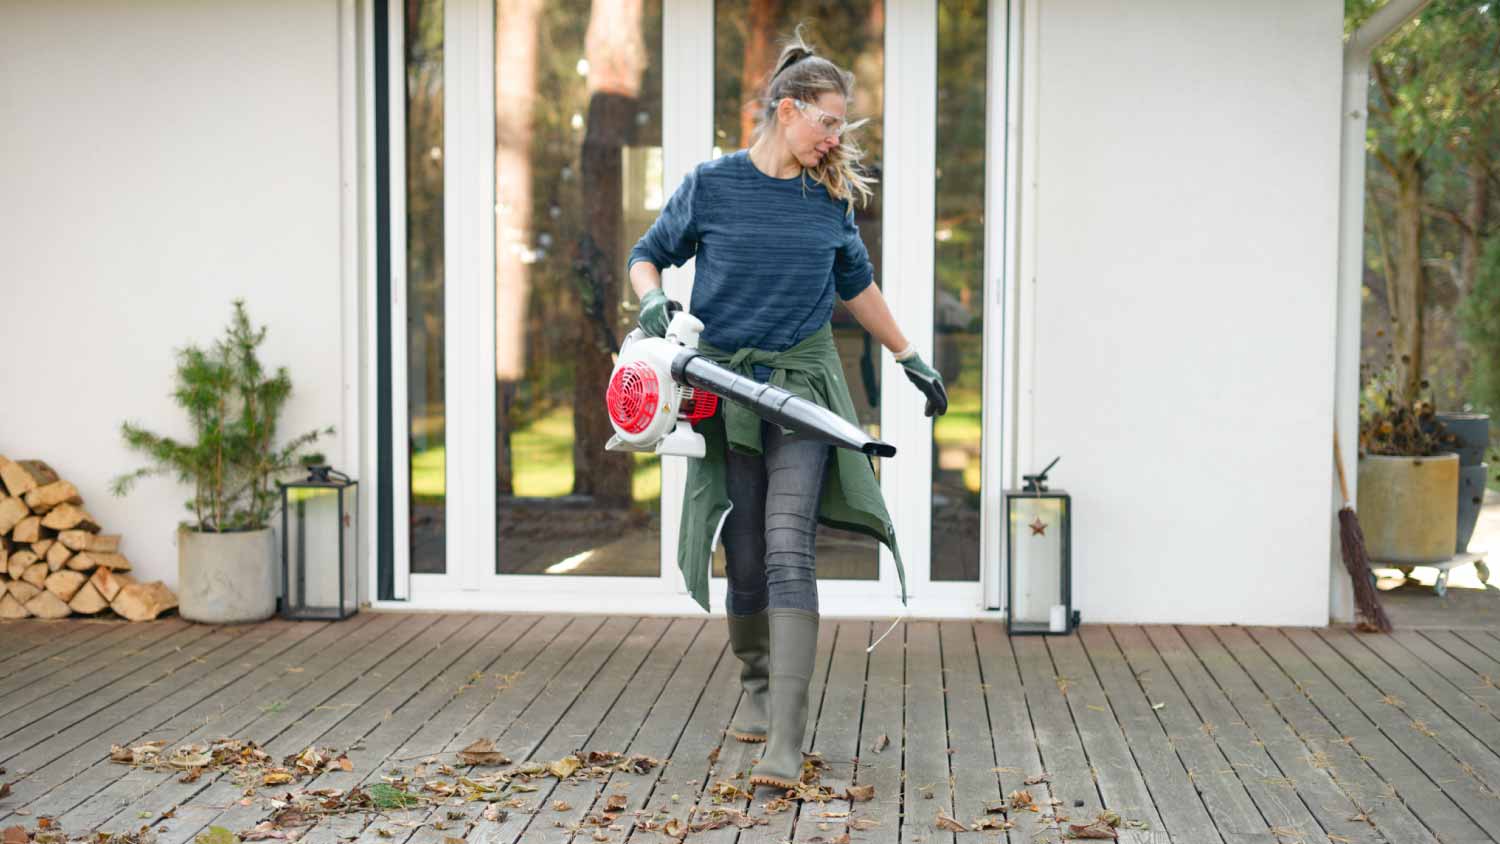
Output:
top-left (387, 0), bottom-right (1006, 616)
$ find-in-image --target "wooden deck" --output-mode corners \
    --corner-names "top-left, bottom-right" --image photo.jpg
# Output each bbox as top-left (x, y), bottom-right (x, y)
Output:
top-left (4, 614), bottom-right (1500, 843)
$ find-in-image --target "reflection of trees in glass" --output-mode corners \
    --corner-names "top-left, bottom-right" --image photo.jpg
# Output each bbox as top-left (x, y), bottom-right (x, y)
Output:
top-left (494, 0), bottom-right (663, 507)
top-left (406, 0), bottom-right (447, 574)
top-left (931, 0), bottom-right (985, 581)
top-left (494, 0), bottom-right (541, 498)
top-left (405, 0), bottom-right (445, 499)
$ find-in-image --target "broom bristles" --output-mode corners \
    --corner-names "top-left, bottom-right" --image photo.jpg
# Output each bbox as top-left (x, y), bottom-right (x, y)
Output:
top-left (1339, 506), bottom-right (1393, 632)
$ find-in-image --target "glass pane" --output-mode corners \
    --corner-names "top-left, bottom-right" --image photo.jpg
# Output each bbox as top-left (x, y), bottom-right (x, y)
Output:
top-left (493, 0), bottom-right (665, 576)
top-left (931, 0), bottom-right (985, 581)
top-left (1008, 497), bottom-right (1067, 631)
top-left (284, 486), bottom-right (357, 616)
top-left (712, 3), bottom-right (885, 583)
top-left (406, 0), bottom-right (446, 575)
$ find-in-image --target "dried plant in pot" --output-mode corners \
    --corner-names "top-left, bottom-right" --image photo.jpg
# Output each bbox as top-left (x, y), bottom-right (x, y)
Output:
top-left (110, 300), bottom-right (335, 623)
top-left (1355, 367), bottom-right (1460, 567)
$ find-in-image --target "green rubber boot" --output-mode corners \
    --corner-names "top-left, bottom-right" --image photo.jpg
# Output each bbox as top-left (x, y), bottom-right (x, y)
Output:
top-left (726, 608), bottom-right (770, 742)
top-left (749, 608), bottom-right (819, 791)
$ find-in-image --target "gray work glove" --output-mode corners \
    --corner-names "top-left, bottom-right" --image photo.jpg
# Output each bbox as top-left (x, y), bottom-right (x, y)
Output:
top-left (638, 287), bottom-right (671, 338)
top-left (899, 353), bottom-right (948, 417)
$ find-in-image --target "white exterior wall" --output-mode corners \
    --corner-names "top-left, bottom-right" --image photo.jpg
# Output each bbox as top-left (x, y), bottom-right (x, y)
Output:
top-left (1, 0), bottom-right (1348, 625)
top-left (1021, 0), bottom-right (1343, 625)
top-left (1, 1), bottom-right (358, 595)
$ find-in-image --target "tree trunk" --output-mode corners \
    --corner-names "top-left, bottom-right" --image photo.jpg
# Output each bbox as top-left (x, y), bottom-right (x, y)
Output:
top-left (739, 0), bottom-right (781, 146)
top-left (493, 0), bottom-right (542, 497)
top-left (572, 0), bottom-right (645, 508)
top-left (1389, 151), bottom-right (1427, 402)
top-left (1459, 156), bottom-right (1490, 298)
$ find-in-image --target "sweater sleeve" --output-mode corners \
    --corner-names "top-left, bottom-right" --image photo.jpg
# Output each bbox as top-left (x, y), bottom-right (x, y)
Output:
top-left (628, 168), bottom-right (700, 272)
top-left (833, 208), bottom-right (875, 300)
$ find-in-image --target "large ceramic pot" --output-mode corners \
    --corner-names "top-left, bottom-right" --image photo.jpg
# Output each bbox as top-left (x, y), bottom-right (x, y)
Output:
top-left (1356, 453), bottom-right (1459, 565)
top-left (177, 526), bottom-right (277, 623)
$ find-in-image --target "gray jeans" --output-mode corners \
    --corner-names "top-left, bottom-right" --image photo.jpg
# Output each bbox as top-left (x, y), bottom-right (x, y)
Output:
top-left (721, 419), bottom-right (831, 616)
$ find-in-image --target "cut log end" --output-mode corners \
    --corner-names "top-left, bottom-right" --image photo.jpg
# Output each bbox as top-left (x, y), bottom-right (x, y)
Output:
top-left (25, 589), bottom-right (72, 619)
top-left (111, 581), bottom-right (177, 622)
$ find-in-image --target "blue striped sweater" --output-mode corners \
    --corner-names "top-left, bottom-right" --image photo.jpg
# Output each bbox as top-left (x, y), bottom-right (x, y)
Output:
top-left (627, 149), bottom-right (875, 382)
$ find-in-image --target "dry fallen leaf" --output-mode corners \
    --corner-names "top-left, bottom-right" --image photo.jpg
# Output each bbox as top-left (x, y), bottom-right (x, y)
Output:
top-left (606, 793), bottom-right (628, 812)
top-left (845, 784), bottom-right (875, 802)
top-left (1024, 772), bottom-right (1050, 785)
top-left (1066, 820), bottom-right (1119, 839)
top-left (849, 818), bottom-right (881, 831)
top-left (458, 739), bottom-right (511, 766)
top-left (935, 811), bottom-right (967, 832)
top-left (972, 817), bottom-right (1013, 831)
top-left (553, 800), bottom-right (573, 812)
top-left (550, 755), bottom-right (583, 779)
top-left (872, 734), bottom-right (890, 753)
top-left (1008, 789), bottom-right (1034, 811)
top-left (2, 827), bottom-right (25, 844)
top-left (1067, 811), bottom-right (1122, 840)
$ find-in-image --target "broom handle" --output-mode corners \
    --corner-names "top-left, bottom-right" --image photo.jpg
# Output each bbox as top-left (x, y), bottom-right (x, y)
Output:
top-left (1333, 429), bottom-right (1353, 508)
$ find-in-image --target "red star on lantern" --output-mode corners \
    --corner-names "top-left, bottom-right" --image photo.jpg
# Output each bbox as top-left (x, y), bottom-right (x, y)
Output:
top-left (1029, 517), bottom-right (1048, 536)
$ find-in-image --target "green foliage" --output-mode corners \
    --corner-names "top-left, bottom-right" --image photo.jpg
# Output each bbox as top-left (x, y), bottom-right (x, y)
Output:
top-left (110, 300), bottom-right (335, 533)
top-left (366, 782), bottom-right (423, 810)
top-left (1351, 0), bottom-right (1500, 162)
top-left (1461, 235), bottom-right (1500, 418)
top-left (1349, 0), bottom-right (1500, 405)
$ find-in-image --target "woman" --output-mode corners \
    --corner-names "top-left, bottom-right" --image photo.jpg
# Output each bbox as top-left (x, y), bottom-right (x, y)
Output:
top-left (625, 27), bottom-right (947, 791)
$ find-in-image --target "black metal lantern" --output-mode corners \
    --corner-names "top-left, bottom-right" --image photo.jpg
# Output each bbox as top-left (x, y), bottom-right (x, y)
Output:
top-left (279, 464), bottom-right (358, 620)
top-left (1005, 456), bottom-right (1077, 635)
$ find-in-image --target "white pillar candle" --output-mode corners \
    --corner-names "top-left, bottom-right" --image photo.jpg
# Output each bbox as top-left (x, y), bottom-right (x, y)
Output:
top-left (1049, 604), bottom-right (1067, 633)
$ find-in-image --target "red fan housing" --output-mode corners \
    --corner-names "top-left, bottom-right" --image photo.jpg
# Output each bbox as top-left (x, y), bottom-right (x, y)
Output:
top-left (606, 361), bottom-right (661, 434)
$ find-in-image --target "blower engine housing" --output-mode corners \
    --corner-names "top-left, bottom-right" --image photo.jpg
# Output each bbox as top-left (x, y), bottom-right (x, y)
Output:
top-left (605, 312), bottom-right (717, 458)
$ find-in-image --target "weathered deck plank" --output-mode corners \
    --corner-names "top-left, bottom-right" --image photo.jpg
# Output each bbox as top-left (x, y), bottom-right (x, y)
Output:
top-left (1081, 626), bottom-right (1238, 843)
top-left (6, 617), bottom-right (1500, 843)
top-left (1176, 626), bottom-right (1392, 844)
top-left (1248, 626), bottom-right (1487, 842)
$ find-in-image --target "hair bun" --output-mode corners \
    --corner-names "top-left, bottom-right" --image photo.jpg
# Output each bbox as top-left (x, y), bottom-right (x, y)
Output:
top-left (772, 45), bottom-right (816, 82)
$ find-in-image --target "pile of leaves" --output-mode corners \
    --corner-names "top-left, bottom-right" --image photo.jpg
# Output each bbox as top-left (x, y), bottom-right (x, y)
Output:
top-left (108, 740), bottom-right (351, 789)
top-left (0, 820), bottom-right (158, 844)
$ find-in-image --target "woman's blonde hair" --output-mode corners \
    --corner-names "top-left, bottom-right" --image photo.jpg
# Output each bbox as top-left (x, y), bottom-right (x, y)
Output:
top-left (750, 23), bottom-right (876, 213)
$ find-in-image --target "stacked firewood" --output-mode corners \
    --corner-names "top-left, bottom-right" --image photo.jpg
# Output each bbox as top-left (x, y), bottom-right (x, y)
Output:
top-left (0, 456), bottom-right (177, 621)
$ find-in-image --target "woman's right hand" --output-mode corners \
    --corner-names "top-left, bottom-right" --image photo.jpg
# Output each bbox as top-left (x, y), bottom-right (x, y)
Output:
top-left (638, 287), bottom-right (671, 338)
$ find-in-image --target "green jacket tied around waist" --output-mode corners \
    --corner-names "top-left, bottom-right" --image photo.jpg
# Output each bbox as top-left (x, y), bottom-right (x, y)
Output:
top-left (676, 321), bottom-right (908, 612)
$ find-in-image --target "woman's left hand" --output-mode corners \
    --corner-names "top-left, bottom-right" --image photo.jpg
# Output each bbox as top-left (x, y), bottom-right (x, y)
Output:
top-left (899, 354), bottom-right (948, 417)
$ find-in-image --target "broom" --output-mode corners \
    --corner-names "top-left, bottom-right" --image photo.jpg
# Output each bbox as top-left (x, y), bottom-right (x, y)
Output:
top-left (1333, 429), bottom-right (1393, 632)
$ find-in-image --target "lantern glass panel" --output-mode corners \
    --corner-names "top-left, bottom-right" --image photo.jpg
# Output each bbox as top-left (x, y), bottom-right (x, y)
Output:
top-left (285, 484), bottom-right (358, 617)
top-left (1008, 495), bottom-right (1067, 632)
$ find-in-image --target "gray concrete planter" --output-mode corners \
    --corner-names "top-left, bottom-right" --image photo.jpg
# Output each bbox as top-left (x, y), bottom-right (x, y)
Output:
top-left (1356, 453), bottom-right (1459, 565)
top-left (178, 526), bottom-right (277, 623)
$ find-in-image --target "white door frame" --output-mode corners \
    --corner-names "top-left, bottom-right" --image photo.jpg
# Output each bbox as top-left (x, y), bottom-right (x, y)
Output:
top-left (374, 0), bottom-right (1017, 619)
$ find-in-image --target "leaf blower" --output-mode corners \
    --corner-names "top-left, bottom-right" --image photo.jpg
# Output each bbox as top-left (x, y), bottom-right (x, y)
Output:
top-left (605, 304), bottom-right (897, 460)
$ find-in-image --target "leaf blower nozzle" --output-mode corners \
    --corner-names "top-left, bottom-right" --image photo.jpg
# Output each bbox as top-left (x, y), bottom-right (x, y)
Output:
top-left (670, 350), bottom-right (896, 458)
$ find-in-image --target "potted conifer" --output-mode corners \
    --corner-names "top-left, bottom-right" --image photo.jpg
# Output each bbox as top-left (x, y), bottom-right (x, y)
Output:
top-left (110, 300), bottom-right (335, 623)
